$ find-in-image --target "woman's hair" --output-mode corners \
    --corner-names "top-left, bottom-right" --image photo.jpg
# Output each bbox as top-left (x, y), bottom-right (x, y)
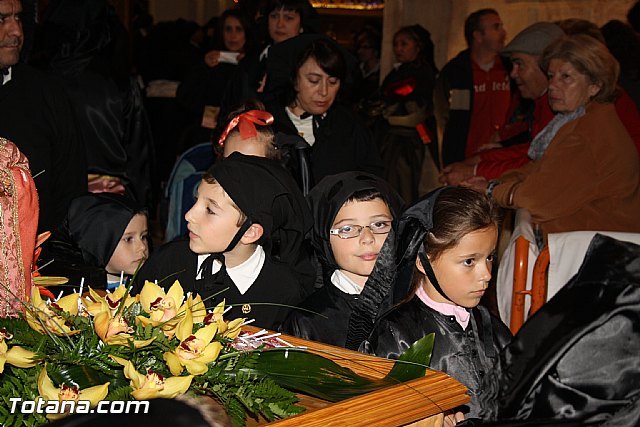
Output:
top-left (541, 34), bottom-right (620, 103)
top-left (214, 99), bottom-right (279, 160)
top-left (218, 8), bottom-right (256, 53)
top-left (265, 0), bottom-right (319, 34)
top-left (555, 18), bottom-right (605, 43)
top-left (286, 38), bottom-right (346, 105)
top-left (393, 24), bottom-right (438, 73)
top-left (407, 187), bottom-right (501, 297)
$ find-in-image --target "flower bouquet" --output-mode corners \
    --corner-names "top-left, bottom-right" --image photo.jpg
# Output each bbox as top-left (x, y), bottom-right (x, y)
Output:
top-left (0, 281), bottom-right (437, 427)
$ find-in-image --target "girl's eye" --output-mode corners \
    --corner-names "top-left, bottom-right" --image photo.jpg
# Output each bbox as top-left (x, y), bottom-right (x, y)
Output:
top-left (206, 207), bottom-right (215, 215)
top-left (142, 233), bottom-right (149, 241)
top-left (123, 237), bottom-right (133, 243)
top-left (487, 253), bottom-right (495, 263)
top-left (463, 258), bottom-right (475, 267)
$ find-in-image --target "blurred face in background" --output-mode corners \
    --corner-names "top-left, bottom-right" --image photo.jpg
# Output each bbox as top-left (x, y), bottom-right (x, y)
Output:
top-left (268, 7), bottom-right (301, 44)
top-left (223, 15), bottom-right (246, 52)
top-left (393, 32), bottom-right (419, 64)
top-left (509, 52), bottom-right (548, 99)
top-left (0, 0), bottom-right (23, 68)
top-left (293, 56), bottom-right (340, 115)
top-left (477, 13), bottom-right (506, 53)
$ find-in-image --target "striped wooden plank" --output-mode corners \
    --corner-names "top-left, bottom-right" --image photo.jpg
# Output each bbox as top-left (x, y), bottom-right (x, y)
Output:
top-left (242, 327), bottom-right (470, 426)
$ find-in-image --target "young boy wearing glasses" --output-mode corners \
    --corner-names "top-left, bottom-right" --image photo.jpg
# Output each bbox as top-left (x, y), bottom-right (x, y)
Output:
top-left (280, 172), bottom-right (403, 347)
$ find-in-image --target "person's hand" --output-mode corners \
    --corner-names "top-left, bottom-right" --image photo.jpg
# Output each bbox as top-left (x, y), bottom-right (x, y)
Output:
top-left (440, 156), bottom-right (479, 186)
top-left (204, 50), bottom-right (221, 68)
top-left (476, 141), bottom-right (503, 152)
top-left (443, 410), bottom-right (465, 426)
top-left (460, 175), bottom-right (489, 193)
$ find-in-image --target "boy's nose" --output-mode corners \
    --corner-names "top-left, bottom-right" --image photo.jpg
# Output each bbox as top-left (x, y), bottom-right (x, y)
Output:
top-left (359, 227), bottom-right (375, 244)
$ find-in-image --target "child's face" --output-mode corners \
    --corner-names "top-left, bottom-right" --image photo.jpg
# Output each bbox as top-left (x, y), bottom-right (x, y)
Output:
top-left (329, 198), bottom-right (392, 288)
top-left (223, 133), bottom-right (268, 158)
top-left (422, 225), bottom-right (498, 308)
top-left (185, 181), bottom-right (242, 254)
top-left (106, 213), bottom-right (149, 276)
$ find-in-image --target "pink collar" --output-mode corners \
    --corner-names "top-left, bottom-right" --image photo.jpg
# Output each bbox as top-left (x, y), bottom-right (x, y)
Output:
top-left (416, 285), bottom-right (470, 329)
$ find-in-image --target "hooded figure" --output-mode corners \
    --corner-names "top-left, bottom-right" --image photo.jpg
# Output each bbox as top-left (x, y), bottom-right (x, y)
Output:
top-left (458, 235), bottom-right (640, 426)
top-left (44, 193), bottom-right (143, 289)
top-left (280, 172), bottom-right (403, 347)
top-left (134, 153), bottom-right (314, 329)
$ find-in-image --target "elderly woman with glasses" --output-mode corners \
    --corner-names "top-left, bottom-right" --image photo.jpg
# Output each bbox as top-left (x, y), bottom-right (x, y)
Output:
top-left (464, 34), bottom-right (640, 241)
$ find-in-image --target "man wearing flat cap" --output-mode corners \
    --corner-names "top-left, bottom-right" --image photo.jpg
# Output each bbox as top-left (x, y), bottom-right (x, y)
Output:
top-left (441, 22), bottom-right (564, 186)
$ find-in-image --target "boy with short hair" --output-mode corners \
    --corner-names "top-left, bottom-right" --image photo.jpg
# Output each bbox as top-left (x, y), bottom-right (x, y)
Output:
top-left (134, 153), bottom-right (314, 329)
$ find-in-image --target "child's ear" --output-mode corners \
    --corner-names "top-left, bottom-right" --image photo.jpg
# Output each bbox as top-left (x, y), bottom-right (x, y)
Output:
top-left (240, 223), bottom-right (264, 244)
top-left (415, 255), bottom-right (428, 274)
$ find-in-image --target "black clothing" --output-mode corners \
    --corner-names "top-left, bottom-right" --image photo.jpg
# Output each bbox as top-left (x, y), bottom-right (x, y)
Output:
top-left (268, 101), bottom-right (383, 191)
top-left (280, 172), bottom-right (403, 347)
top-left (375, 61), bottom-right (438, 203)
top-left (280, 282), bottom-right (359, 347)
top-left (362, 297), bottom-right (511, 418)
top-left (435, 49), bottom-right (474, 166)
top-left (134, 239), bottom-right (305, 330)
top-left (460, 234), bottom-right (640, 426)
top-left (0, 63), bottom-right (86, 233)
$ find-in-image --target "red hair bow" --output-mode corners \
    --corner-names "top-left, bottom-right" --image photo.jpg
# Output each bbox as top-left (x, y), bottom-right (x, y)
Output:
top-left (217, 110), bottom-right (274, 147)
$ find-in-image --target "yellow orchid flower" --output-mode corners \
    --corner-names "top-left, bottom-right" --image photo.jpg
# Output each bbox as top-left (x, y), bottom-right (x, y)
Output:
top-left (188, 293), bottom-right (206, 324)
top-left (0, 328), bottom-right (37, 372)
top-left (38, 366), bottom-right (109, 420)
top-left (137, 281), bottom-right (188, 337)
top-left (111, 356), bottom-right (193, 400)
top-left (84, 285), bottom-right (138, 317)
top-left (163, 323), bottom-right (223, 376)
top-left (25, 288), bottom-right (80, 336)
top-left (203, 300), bottom-right (245, 339)
top-left (94, 312), bottom-right (155, 348)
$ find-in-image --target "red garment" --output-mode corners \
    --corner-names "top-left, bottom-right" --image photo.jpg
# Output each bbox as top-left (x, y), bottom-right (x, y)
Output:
top-left (466, 57), bottom-right (512, 158)
top-left (476, 90), bottom-right (640, 180)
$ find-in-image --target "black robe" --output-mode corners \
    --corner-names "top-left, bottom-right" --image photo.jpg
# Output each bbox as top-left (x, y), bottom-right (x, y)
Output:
top-left (267, 101), bottom-right (383, 191)
top-left (133, 239), bottom-right (306, 330)
top-left (362, 297), bottom-right (512, 418)
top-left (280, 281), bottom-right (359, 347)
top-left (0, 63), bottom-right (86, 233)
top-left (459, 234), bottom-right (640, 426)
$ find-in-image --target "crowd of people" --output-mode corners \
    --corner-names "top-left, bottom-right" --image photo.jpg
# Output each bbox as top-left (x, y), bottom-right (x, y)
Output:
top-left (2, 0), bottom-right (640, 425)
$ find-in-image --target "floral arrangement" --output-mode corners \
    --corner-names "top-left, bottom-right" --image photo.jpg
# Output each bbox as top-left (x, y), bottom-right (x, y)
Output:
top-left (0, 281), bottom-right (434, 427)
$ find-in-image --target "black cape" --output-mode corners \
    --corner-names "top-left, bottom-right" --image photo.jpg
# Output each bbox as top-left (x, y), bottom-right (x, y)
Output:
top-left (0, 63), bottom-right (87, 233)
top-left (459, 234), bottom-right (640, 426)
top-left (362, 297), bottom-right (511, 418)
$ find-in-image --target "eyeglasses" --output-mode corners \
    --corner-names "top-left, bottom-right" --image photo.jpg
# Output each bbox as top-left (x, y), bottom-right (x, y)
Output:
top-left (329, 220), bottom-right (392, 239)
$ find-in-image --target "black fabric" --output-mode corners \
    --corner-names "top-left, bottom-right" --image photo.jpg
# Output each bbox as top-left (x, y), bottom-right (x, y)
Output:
top-left (39, 0), bottom-right (152, 206)
top-left (361, 297), bottom-right (511, 418)
top-left (280, 282), bottom-right (360, 347)
top-left (43, 193), bottom-right (142, 288)
top-left (0, 63), bottom-right (87, 233)
top-left (280, 171), bottom-right (403, 347)
top-left (471, 234), bottom-right (640, 426)
top-left (133, 239), bottom-right (305, 330)
top-left (344, 187), bottom-right (446, 350)
top-left (436, 49), bottom-right (474, 166)
top-left (267, 100), bottom-right (384, 191)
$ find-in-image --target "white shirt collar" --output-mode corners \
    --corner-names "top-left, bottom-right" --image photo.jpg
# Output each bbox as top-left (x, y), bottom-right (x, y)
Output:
top-left (196, 245), bottom-right (265, 295)
top-left (330, 270), bottom-right (363, 295)
top-left (2, 66), bottom-right (12, 85)
top-left (285, 106), bottom-right (316, 146)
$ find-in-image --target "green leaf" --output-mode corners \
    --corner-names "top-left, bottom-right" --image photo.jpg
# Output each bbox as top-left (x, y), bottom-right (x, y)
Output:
top-left (246, 333), bottom-right (434, 403)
